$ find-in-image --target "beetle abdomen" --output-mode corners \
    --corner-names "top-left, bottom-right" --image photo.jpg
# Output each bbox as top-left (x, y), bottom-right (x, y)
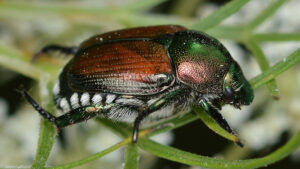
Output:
top-left (53, 76), bottom-right (193, 124)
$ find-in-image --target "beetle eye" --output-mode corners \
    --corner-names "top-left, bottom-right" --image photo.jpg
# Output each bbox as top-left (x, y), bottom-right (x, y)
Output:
top-left (224, 87), bottom-right (234, 98)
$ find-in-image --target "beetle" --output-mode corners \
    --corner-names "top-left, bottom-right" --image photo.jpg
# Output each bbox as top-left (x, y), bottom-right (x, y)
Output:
top-left (20, 25), bottom-right (254, 144)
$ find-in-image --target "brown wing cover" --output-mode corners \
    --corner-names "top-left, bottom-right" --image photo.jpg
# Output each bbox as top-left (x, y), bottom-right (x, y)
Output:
top-left (79, 25), bottom-right (186, 50)
top-left (67, 40), bottom-right (174, 95)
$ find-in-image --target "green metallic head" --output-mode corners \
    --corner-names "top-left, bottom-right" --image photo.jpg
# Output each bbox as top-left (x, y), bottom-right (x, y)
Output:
top-left (222, 62), bottom-right (254, 108)
top-left (168, 30), bottom-right (254, 108)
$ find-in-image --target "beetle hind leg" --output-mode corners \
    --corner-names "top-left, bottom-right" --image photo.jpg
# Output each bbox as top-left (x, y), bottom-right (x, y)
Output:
top-left (18, 89), bottom-right (56, 124)
top-left (19, 89), bottom-right (103, 128)
top-left (32, 45), bottom-right (78, 63)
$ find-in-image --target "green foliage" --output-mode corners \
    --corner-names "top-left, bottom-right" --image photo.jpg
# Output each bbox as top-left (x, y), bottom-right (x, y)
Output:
top-left (0, 0), bottom-right (300, 169)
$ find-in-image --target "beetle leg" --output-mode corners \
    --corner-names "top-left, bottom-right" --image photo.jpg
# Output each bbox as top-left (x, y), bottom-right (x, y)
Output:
top-left (54, 106), bottom-right (103, 128)
top-left (132, 89), bottom-right (188, 143)
top-left (198, 99), bottom-right (238, 136)
top-left (32, 45), bottom-right (78, 63)
top-left (132, 110), bottom-right (150, 143)
top-left (18, 89), bottom-right (56, 124)
top-left (198, 99), bottom-right (244, 147)
top-left (19, 89), bottom-right (103, 128)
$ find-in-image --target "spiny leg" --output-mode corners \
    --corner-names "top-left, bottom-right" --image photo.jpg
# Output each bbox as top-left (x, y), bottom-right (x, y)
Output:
top-left (18, 89), bottom-right (56, 124)
top-left (198, 99), bottom-right (243, 147)
top-left (32, 44), bottom-right (78, 63)
top-left (55, 106), bottom-right (103, 128)
top-left (19, 89), bottom-right (103, 128)
top-left (132, 110), bottom-right (150, 143)
top-left (132, 89), bottom-right (187, 143)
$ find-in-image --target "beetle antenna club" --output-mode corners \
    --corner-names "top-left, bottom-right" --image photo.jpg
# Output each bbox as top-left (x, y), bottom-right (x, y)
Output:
top-left (24, 25), bottom-right (253, 145)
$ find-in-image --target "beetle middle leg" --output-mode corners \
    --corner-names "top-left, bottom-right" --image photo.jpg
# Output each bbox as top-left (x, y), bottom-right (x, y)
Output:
top-left (19, 89), bottom-right (104, 129)
top-left (32, 45), bottom-right (78, 62)
top-left (132, 89), bottom-right (188, 143)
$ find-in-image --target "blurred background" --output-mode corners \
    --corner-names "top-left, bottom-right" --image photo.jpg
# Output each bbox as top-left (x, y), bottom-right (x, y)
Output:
top-left (0, 0), bottom-right (300, 168)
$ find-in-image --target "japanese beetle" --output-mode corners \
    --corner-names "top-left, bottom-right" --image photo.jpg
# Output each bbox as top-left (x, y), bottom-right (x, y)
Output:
top-left (21, 25), bottom-right (254, 143)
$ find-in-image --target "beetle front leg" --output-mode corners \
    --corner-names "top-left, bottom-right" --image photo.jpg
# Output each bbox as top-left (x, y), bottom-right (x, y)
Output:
top-left (198, 99), bottom-right (234, 135)
top-left (198, 99), bottom-right (243, 147)
top-left (32, 45), bottom-right (78, 62)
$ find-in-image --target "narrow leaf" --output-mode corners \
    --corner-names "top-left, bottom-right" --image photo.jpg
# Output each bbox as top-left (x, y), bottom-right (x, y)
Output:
top-left (0, 44), bottom-right (42, 80)
top-left (31, 120), bottom-right (56, 169)
top-left (126, 0), bottom-right (167, 11)
top-left (193, 106), bottom-right (242, 146)
top-left (48, 138), bottom-right (131, 169)
top-left (31, 82), bottom-right (56, 169)
top-left (124, 144), bottom-right (139, 169)
top-left (191, 0), bottom-right (250, 31)
top-left (245, 40), bottom-right (280, 99)
top-left (248, 0), bottom-right (289, 30)
top-left (254, 33), bottom-right (300, 42)
top-left (146, 113), bottom-right (199, 138)
top-left (138, 132), bottom-right (300, 169)
top-left (96, 118), bottom-right (131, 138)
top-left (250, 48), bottom-right (300, 89)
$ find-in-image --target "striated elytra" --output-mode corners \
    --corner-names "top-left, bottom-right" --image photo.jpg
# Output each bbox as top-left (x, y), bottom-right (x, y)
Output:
top-left (21, 25), bottom-right (254, 144)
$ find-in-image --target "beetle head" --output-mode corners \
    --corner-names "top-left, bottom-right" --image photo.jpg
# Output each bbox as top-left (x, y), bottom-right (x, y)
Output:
top-left (222, 62), bottom-right (254, 108)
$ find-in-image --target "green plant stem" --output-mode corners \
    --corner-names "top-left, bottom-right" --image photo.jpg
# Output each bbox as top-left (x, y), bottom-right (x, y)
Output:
top-left (124, 144), bottom-right (139, 169)
top-left (47, 138), bottom-right (131, 169)
top-left (145, 113), bottom-right (199, 137)
top-left (96, 118), bottom-right (131, 138)
top-left (194, 106), bottom-right (241, 145)
top-left (191, 0), bottom-right (250, 31)
top-left (206, 26), bottom-right (245, 41)
top-left (247, 0), bottom-right (289, 30)
top-left (138, 131), bottom-right (300, 169)
top-left (31, 78), bottom-right (56, 169)
top-left (0, 167), bottom-right (29, 169)
top-left (168, 0), bottom-right (200, 17)
top-left (0, 2), bottom-right (191, 27)
top-left (126, 0), bottom-right (167, 11)
top-left (245, 40), bottom-right (280, 99)
top-left (0, 44), bottom-right (42, 80)
top-left (31, 120), bottom-right (56, 169)
top-left (254, 33), bottom-right (300, 42)
top-left (250, 48), bottom-right (300, 89)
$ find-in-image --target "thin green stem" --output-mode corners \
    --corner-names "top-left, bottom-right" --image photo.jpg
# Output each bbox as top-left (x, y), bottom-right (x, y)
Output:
top-left (0, 2), bottom-right (191, 28)
top-left (250, 48), bottom-right (300, 89)
top-left (0, 44), bottom-right (42, 80)
top-left (253, 33), bottom-right (300, 42)
top-left (194, 106), bottom-right (241, 145)
top-left (0, 167), bottom-right (30, 169)
top-left (47, 138), bottom-right (131, 169)
top-left (138, 131), bottom-right (300, 169)
top-left (31, 78), bottom-right (56, 169)
top-left (206, 26), bottom-right (245, 41)
top-left (247, 0), bottom-right (289, 30)
top-left (245, 40), bottom-right (280, 99)
top-left (0, 2), bottom-right (119, 15)
top-left (96, 118), bottom-right (131, 138)
top-left (145, 113), bottom-right (198, 138)
top-left (126, 0), bottom-right (167, 11)
top-left (124, 144), bottom-right (139, 169)
top-left (191, 0), bottom-right (250, 31)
